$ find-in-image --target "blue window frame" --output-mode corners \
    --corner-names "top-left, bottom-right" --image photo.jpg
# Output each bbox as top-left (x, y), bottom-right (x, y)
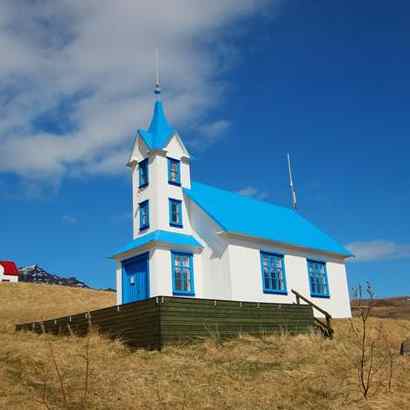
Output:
top-left (260, 252), bottom-right (287, 294)
top-left (139, 200), bottom-right (149, 231)
top-left (169, 199), bottom-right (183, 228)
top-left (171, 252), bottom-right (194, 296)
top-left (139, 159), bottom-right (148, 188)
top-left (168, 158), bottom-right (181, 186)
top-left (307, 260), bottom-right (330, 298)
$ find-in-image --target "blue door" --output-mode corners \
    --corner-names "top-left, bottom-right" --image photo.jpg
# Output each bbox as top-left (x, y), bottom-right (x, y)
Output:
top-left (122, 253), bottom-right (149, 304)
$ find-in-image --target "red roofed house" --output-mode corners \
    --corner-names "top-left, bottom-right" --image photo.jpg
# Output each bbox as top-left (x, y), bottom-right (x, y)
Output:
top-left (0, 261), bottom-right (20, 283)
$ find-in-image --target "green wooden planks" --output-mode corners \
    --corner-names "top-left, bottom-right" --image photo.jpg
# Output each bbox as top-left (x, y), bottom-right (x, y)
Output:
top-left (16, 298), bottom-right (162, 348)
top-left (159, 297), bottom-right (314, 344)
top-left (16, 296), bottom-right (314, 349)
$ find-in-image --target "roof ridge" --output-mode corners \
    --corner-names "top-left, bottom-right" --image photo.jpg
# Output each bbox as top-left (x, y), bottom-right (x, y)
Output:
top-left (190, 180), bottom-right (293, 212)
top-left (186, 180), bottom-right (351, 257)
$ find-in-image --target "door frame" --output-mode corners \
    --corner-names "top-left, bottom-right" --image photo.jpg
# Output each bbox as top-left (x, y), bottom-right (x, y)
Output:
top-left (121, 252), bottom-right (150, 304)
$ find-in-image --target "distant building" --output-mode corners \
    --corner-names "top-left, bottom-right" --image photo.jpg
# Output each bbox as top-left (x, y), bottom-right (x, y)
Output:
top-left (111, 83), bottom-right (352, 319)
top-left (0, 261), bottom-right (19, 283)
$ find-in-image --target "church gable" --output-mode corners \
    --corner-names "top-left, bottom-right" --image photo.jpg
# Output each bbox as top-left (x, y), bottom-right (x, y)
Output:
top-left (127, 134), bottom-right (150, 166)
top-left (164, 133), bottom-right (190, 160)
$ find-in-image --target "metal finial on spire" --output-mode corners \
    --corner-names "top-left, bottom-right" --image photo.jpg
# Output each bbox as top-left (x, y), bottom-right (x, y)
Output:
top-left (154, 48), bottom-right (161, 97)
top-left (287, 153), bottom-right (297, 209)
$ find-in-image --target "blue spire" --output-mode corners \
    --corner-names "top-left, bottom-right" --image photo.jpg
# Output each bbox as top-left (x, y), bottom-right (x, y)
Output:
top-left (138, 53), bottom-right (176, 150)
top-left (148, 100), bottom-right (173, 139)
top-left (138, 100), bottom-right (175, 150)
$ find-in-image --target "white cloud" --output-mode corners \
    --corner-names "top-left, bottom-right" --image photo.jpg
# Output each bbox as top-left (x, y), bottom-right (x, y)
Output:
top-left (238, 186), bottom-right (269, 200)
top-left (346, 240), bottom-right (410, 262)
top-left (62, 215), bottom-right (78, 224)
top-left (196, 119), bottom-right (231, 145)
top-left (0, 0), bottom-right (280, 184)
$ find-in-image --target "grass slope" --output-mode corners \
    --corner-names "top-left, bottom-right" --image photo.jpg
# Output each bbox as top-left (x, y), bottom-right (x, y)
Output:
top-left (1, 283), bottom-right (410, 409)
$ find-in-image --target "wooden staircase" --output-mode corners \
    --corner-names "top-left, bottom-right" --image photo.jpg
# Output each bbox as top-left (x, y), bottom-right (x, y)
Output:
top-left (291, 289), bottom-right (334, 339)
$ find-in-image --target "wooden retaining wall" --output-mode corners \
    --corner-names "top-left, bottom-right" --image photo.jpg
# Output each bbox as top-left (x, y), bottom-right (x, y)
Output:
top-left (16, 296), bottom-right (314, 349)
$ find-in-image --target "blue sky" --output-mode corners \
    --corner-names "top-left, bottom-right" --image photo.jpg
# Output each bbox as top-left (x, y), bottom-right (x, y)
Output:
top-left (1, 1), bottom-right (409, 297)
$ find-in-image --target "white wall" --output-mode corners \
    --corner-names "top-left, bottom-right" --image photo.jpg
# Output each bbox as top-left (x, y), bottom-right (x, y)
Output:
top-left (226, 237), bottom-right (351, 318)
top-left (115, 261), bottom-right (122, 305)
top-left (316, 261), bottom-right (351, 319)
top-left (150, 248), bottom-right (173, 297)
top-left (0, 273), bottom-right (19, 283)
top-left (186, 198), bottom-right (232, 300)
top-left (228, 244), bottom-right (292, 304)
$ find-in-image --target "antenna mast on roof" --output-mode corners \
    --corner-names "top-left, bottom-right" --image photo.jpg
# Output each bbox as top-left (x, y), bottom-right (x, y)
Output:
top-left (154, 48), bottom-right (161, 98)
top-left (287, 153), bottom-right (297, 209)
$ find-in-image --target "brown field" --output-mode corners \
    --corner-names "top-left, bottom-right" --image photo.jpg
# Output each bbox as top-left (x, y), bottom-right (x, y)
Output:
top-left (352, 297), bottom-right (410, 320)
top-left (1, 282), bottom-right (410, 410)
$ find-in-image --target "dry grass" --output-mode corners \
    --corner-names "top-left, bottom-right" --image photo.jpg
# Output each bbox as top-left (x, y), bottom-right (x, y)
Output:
top-left (1, 283), bottom-right (410, 409)
top-left (0, 282), bottom-right (115, 334)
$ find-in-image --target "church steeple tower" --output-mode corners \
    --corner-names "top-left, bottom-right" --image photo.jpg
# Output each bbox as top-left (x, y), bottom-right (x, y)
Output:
top-left (127, 60), bottom-right (192, 239)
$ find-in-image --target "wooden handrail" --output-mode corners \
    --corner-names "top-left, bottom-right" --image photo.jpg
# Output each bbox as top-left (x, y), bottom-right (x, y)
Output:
top-left (291, 289), bottom-right (331, 318)
top-left (291, 289), bottom-right (333, 339)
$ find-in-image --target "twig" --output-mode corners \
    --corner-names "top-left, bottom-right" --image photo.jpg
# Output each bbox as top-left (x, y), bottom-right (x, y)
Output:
top-left (41, 377), bottom-right (51, 410)
top-left (81, 335), bottom-right (91, 408)
top-left (48, 342), bottom-right (68, 408)
top-left (352, 282), bottom-right (376, 400)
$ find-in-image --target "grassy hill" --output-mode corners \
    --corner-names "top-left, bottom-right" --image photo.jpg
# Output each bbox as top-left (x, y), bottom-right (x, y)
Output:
top-left (1, 283), bottom-right (410, 409)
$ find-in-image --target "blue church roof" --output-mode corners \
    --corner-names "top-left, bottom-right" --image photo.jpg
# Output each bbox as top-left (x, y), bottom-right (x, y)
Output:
top-left (138, 101), bottom-right (175, 150)
top-left (184, 181), bottom-right (352, 257)
top-left (112, 230), bottom-right (202, 258)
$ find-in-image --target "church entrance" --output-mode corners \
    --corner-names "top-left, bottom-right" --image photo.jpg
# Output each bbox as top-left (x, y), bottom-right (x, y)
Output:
top-left (122, 253), bottom-right (149, 304)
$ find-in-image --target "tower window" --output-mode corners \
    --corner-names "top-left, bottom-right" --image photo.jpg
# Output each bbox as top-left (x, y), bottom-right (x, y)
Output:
top-left (169, 199), bottom-right (183, 228)
top-left (139, 200), bottom-right (149, 231)
top-left (139, 159), bottom-right (148, 188)
top-left (168, 158), bottom-right (181, 186)
top-left (307, 260), bottom-right (330, 298)
top-left (260, 252), bottom-right (287, 294)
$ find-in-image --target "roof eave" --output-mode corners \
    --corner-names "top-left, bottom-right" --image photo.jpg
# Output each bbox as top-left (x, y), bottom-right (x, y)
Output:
top-left (111, 239), bottom-right (203, 260)
top-left (218, 231), bottom-right (353, 260)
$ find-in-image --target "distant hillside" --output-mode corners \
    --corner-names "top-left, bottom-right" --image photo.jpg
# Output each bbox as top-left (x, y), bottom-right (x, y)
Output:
top-left (19, 264), bottom-right (90, 288)
top-left (0, 282), bottom-right (116, 331)
top-left (352, 296), bottom-right (410, 320)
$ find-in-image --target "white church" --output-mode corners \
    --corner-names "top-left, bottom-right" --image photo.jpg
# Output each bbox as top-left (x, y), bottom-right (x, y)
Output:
top-left (111, 83), bottom-right (352, 319)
